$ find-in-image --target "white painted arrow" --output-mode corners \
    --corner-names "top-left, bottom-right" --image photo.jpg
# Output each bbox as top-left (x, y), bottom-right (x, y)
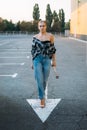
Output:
top-left (27, 73), bottom-right (61, 123)
top-left (27, 84), bottom-right (61, 123)
top-left (27, 98), bottom-right (61, 123)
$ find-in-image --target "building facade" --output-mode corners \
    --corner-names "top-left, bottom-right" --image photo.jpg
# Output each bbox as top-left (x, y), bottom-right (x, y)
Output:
top-left (70, 0), bottom-right (87, 41)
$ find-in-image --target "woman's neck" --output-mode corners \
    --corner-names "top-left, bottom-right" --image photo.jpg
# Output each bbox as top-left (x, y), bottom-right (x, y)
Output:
top-left (39, 32), bottom-right (47, 36)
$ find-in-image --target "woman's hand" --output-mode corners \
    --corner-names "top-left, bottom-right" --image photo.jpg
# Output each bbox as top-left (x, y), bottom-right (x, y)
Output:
top-left (31, 65), bottom-right (34, 69)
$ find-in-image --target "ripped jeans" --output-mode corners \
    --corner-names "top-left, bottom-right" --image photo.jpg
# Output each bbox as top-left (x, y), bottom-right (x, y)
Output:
top-left (33, 54), bottom-right (51, 99)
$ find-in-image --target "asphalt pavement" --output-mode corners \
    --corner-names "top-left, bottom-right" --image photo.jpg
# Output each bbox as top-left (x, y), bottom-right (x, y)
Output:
top-left (0, 34), bottom-right (87, 130)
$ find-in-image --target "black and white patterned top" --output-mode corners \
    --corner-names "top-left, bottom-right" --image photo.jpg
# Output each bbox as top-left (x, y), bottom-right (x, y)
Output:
top-left (31, 37), bottom-right (56, 60)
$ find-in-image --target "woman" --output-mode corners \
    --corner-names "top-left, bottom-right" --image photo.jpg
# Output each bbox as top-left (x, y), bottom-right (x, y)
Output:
top-left (31, 20), bottom-right (56, 108)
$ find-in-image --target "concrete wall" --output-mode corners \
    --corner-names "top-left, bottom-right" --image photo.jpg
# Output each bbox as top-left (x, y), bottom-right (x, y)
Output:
top-left (70, 0), bottom-right (87, 41)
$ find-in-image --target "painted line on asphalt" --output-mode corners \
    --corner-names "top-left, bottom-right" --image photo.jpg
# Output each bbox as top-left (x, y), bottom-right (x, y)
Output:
top-left (0, 52), bottom-right (31, 53)
top-left (69, 37), bottom-right (87, 43)
top-left (0, 73), bottom-right (18, 78)
top-left (0, 62), bottom-right (25, 66)
top-left (0, 49), bottom-right (31, 51)
top-left (0, 56), bottom-right (30, 59)
top-left (45, 82), bottom-right (48, 99)
top-left (27, 56), bottom-right (30, 59)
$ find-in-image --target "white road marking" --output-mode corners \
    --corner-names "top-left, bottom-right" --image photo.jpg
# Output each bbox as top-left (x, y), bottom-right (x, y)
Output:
top-left (27, 56), bottom-right (30, 59)
top-left (0, 52), bottom-right (30, 53)
top-left (0, 62), bottom-right (25, 66)
top-left (27, 99), bottom-right (61, 123)
top-left (0, 49), bottom-right (31, 51)
top-left (0, 56), bottom-right (30, 59)
top-left (69, 37), bottom-right (87, 43)
top-left (45, 83), bottom-right (48, 99)
top-left (12, 73), bottom-right (18, 78)
top-left (20, 62), bottom-right (25, 65)
top-left (0, 73), bottom-right (18, 78)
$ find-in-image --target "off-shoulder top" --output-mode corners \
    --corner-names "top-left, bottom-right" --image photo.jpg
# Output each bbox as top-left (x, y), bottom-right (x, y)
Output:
top-left (31, 37), bottom-right (56, 60)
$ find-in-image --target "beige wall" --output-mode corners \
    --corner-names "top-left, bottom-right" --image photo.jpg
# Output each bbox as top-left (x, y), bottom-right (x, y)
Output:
top-left (70, 0), bottom-right (87, 39)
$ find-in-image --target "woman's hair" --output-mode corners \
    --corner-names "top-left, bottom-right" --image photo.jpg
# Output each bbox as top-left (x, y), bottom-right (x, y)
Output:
top-left (38, 19), bottom-right (47, 25)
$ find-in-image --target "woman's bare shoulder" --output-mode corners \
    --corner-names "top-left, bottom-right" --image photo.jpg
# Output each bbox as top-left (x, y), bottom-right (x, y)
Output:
top-left (33, 34), bottom-right (39, 39)
top-left (47, 33), bottom-right (54, 44)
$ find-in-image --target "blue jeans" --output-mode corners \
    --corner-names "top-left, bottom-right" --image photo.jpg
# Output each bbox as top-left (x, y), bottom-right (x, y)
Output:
top-left (33, 54), bottom-right (51, 99)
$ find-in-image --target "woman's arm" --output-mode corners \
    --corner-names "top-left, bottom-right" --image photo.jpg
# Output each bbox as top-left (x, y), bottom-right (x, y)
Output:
top-left (50, 34), bottom-right (56, 67)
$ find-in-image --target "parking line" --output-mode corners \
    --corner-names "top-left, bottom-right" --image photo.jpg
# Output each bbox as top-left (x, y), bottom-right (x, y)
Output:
top-left (0, 73), bottom-right (18, 78)
top-left (0, 56), bottom-right (30, 59)
top-left (0, 62), bottom-right (25, 66)
top-left (0, 52), bottom-right (31, 53)
top-left (0, 49), bottom-right (31, 51)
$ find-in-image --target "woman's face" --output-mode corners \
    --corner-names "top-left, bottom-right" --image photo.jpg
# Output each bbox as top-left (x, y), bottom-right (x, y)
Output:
top-left (38, 22), bottom-right (47, 33)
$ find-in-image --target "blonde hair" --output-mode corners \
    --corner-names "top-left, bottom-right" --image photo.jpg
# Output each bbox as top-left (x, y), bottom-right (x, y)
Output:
top-left (38, 19), bottom-right (47, 25)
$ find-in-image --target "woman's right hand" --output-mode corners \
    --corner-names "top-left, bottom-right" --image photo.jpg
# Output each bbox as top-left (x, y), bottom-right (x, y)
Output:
top-left (31, 65), bottom-right (34, 69)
